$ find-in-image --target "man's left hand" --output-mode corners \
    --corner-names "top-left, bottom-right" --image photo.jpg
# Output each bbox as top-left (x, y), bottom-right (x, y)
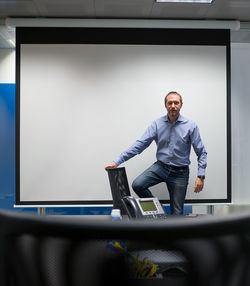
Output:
top-left (194, 177), bottom-right (204, 193)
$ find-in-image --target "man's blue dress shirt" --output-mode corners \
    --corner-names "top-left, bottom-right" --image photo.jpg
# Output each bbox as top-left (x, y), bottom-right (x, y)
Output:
top-left (114, 114), bottom-right (207, 176)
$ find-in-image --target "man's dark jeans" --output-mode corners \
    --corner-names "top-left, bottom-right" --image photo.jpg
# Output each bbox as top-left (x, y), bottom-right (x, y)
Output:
top-left (132, 161), bottom-right (189, 215)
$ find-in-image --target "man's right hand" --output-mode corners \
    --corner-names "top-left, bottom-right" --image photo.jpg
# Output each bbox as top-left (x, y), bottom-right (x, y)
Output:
top-left (104, 162), bottom-right (118, 170)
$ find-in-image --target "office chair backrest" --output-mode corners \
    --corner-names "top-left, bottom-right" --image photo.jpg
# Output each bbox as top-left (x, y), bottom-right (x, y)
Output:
top-left (106, 167), bottom-right (131, 214)
top-left (1, 210), bottom-right (250, 286)
top-left (0, 211), bottom-right (130, 286)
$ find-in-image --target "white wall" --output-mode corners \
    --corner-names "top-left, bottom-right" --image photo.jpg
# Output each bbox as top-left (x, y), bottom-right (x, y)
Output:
top-left (231, 43), bottom-right (250, 204)
top-left (0, 49), bottom-right (15, 83)
top-left (193, 42), bottom-right (250, 214)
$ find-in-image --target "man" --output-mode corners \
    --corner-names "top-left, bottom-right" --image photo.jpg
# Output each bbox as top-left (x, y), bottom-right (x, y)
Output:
top-left (105, 91), bottom-right (207, 215)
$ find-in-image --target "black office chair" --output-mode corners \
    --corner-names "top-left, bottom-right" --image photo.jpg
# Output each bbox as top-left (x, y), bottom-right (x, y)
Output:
top-left (106, 167), bottom-right (131, 215)
top-left (0, 211), bottom-right (130, 286)
top-left (1, 210), bottom-right (250, 286)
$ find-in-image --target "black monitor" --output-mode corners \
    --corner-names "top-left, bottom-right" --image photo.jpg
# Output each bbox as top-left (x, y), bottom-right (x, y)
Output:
top-left (106, 167), bottom-right (131, 215)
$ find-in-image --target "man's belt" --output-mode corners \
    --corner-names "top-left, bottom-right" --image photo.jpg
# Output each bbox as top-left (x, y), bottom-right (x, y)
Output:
top-left (158, 160), bottom-right (188, 170)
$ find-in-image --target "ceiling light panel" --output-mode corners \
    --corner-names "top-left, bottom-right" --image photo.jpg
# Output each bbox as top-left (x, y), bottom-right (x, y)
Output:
top-left (156, 0), bottom-right (213, 3)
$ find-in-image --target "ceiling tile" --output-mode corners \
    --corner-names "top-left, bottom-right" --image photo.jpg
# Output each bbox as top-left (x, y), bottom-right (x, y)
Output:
top-left (151, 2), bottom-right (210, 19)
top-left (0, 0), bottom-right (39, 18)
top-left (32, 0), bottom-right (95, 17)
top-left (95, 0), bottom-right (154, 18)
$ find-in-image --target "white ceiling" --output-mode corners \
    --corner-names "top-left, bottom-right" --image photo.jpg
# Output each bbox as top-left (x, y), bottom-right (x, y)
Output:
top-left (0, 0), bottom-right (250, 48)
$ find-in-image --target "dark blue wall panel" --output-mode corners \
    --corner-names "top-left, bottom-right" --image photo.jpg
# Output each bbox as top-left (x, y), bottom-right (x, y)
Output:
top-left (0, 84), bottom-right (16, 209)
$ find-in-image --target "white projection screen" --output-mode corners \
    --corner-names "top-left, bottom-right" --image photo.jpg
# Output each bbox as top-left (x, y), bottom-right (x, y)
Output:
top-left (16, 28), bottom-right (231, 206)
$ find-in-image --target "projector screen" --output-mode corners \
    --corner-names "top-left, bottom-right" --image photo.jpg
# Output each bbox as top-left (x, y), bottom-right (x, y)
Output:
top-left (16, 27), bottom-right (231, 205)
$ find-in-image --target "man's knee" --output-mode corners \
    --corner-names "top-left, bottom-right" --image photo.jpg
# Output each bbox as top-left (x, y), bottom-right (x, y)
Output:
top-left (131, 178), bottom-right (142, 193)
top-left (132, 178), bottom-right (154, 198)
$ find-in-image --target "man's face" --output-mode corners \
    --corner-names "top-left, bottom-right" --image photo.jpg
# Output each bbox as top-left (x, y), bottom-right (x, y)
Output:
top-left (165, 93), bottom-right (182, 118)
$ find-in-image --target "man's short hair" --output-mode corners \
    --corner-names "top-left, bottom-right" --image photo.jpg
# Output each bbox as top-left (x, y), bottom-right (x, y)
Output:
top-left (164, 91), bottom-right (183, 106)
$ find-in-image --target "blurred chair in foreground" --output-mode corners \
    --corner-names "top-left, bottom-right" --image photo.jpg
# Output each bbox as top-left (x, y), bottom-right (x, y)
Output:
top-left (0, 210), bottom-right (250, 286)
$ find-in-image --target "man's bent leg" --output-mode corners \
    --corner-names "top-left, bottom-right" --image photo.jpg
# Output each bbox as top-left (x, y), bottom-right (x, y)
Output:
top-left (132, 161), bottom-right (168, 198)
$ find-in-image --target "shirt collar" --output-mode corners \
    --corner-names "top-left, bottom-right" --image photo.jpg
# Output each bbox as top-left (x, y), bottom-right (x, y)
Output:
top-left (164, 114), bottom-right (186, 123)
